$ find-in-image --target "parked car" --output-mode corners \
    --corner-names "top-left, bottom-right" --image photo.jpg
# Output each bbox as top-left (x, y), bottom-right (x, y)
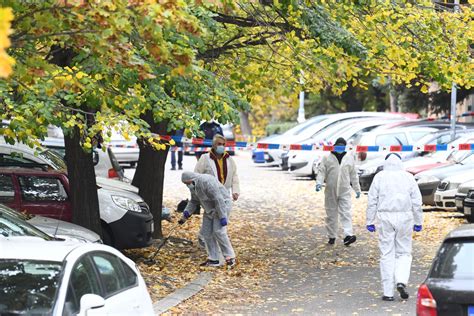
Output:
top-left (434, 171), bottom-right (474, 211)
top-left (417, 224), bottom-right (474, 316)
top-left (455, 180), bottom-right (474, 213)
top-left (0, 238), bottom-right (154, 315)
top-left (287, 118), bottom-right (397, 177)
top-left (463, 190), bottom-right (474, 223)
top-left (355, 126), bottom-right (438, 165)
top-left (0, 203), bottom-right (101, 243)
top-left (415, 152), bottom-right (474, 206)
top-left (264, 112), bottom-right (411, 168)
top-left (358, 133), bottom-right (474, 192)
top-left (0, 168), bottom-right (153, 249)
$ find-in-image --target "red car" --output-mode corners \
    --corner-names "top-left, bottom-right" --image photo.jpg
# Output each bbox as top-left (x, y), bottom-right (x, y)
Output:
top-left (0, 167), bottom-right (154, 249)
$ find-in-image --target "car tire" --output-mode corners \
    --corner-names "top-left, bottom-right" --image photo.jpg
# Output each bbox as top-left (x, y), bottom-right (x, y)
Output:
top-left (466, 213), bottom-right (474, 223)
top-left (101, 224), bottom-right (115, 247)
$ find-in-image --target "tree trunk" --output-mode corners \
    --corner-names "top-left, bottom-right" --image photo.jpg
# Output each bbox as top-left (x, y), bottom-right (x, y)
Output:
top-left (342, 83), bottom-right (363, 112)
top-left (239, 111), bottom-right (253, 135)
top-left (64, 126), bottom-right (102, 236)
top-left (389, 78), bottom-right (398, 112)
top-left (132, 111), bottom-right (169, 239)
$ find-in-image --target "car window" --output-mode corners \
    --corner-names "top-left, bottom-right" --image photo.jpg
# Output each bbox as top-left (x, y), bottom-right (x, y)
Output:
top-left (64, 257), bottom-right (101, 315)
top-left (91, 253), bottom-right (128, 297)
top-left (18, 176), bottom-right (68, 202)
top-left (410, 131), bottom-right (433, 142)
top-left (39, 149), bottom-right (67, 171)
top-left (431, 240), bottom-right (474, 279)
top-left (0, 174), bottom-right (15, 203)
top-left (375, 133), bottom-right (408, 146)
top-left (121, 260), bottom-right (138, 288)
top-left (0, 259), bottom-right (62, 315)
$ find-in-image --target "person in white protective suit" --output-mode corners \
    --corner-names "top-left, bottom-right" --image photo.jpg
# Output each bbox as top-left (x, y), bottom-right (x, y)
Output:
top-left (366, 153), bottom-right (423, 301)
top-left (179, 171), bottom-right (236, 267)
top-left (316, 137), bottom-right (361, 246)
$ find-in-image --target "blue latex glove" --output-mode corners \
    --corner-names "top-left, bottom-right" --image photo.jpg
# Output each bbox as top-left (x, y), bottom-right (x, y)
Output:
top-left (356, 192), bottom-right (361, 199)
top-left (183, 210), bottom-right (191, 219)
top-left (366, 224), bottom-right (376, 232)
top-left (414, 225), bottom-right (422, 232)
top-left (220, 217), bottom-right (228, 227)
top-left (315, 184), bottom-right (322, 192)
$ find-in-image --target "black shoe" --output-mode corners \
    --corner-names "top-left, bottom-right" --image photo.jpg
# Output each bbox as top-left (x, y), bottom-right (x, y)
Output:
top-left (328, 238), bottom-right (336, 245)
top-left (397, 283), bottom-right (409, 299)
top-left (200, 259), bottom-right (220, 267)
top-left (178, 166), bottom-right (183, 170)
top-left (171, 166), bottom-right (176, 170)
top-left (382, 296), bottom-right (394, 301)
top-left (226, 258), bottom-right (237, 267)
top-left (343, 235), bottom-right (357, 246)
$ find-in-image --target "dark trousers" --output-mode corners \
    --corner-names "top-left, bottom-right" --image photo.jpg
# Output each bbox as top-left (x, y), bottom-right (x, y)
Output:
top-left (171, 149), bottom-right (183, 168)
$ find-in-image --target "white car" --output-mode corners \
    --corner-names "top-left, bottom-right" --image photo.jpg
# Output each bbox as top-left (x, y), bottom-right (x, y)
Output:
top-left (434, 171), bottom-right (474, 211)
top-left (455, 180), bottom-right (474, 211)
top-left (0, 203), bottom-right (101, 243)
top-left (263, 112), bottom-right (409, 167)
top-left (0, 238), bottom-right (154, 315)
top-left (287, 118), bottom-right (400, 177)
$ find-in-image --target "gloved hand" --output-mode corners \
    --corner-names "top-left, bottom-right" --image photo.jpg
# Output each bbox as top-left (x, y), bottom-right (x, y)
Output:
top-left (315, 184), bottom-right (322, 192)
top-left (366, 224), bottom-right (376, 232)
top-left (220, 217), bottom-right (228, 227)
top-left (183, 210), bottom-right (191, 219)
top-left (413, 225), bottom-right (422, 232)
top-left (178, 218), bottom-right (186, 225)
top-left (356, 192), bottom-right (361, 199)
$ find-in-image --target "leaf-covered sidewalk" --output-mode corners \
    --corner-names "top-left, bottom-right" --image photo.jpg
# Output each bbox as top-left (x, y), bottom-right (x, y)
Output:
top-left (126, 153), bottom-right (465, 315)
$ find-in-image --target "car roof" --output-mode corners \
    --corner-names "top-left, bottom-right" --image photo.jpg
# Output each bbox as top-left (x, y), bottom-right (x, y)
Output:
top-left (444, 224), bottom-right (474, 240)
top-left (0, 237), bottom-right (81, 262)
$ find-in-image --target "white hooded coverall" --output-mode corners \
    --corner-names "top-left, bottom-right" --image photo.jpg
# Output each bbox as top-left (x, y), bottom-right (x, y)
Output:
top-left (316, 152), bottom-right (361, 239)
top-left (182, 172), bottom-right (235, 261)
top-left (366, 155), bottom-right (423, 297)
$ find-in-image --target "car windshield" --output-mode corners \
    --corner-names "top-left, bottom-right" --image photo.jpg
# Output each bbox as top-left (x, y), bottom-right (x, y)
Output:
top-left (430, 240), bottom-right (474, 279)
top-left (39, 149), bottom-right (67, 171)
top-left (0, 211), bottom-right (52, 240)
top-left (0, 259), bottom-right (62, 314)
top-left (283, 116), bottom-right (329, 136)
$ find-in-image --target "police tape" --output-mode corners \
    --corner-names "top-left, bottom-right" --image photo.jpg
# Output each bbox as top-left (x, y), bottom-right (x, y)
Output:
top-left (166, 135), bottom-right (474, 153)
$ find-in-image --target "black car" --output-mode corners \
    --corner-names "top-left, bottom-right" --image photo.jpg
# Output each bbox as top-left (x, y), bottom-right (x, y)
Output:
top-left (463, 190), bottom-right (474, 223)
top-left (417, 224), bottom-right (474, 316)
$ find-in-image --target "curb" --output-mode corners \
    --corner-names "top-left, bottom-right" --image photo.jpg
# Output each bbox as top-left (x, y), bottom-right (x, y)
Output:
top-left (153, 272), bottom-right (213, 315)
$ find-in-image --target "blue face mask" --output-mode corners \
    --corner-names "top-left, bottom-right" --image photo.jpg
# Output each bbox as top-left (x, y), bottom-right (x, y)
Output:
top-left (187, 183), bottom-right (195, 190)
top-left (215, 145), bottom-right (225, 155)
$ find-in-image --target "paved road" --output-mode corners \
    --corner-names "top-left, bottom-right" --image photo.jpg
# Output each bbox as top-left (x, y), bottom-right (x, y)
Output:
top-left (126, 151), bottom-right (463, 315)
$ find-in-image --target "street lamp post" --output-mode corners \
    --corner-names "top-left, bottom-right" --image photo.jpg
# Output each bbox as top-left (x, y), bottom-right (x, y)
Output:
top-left (297, 71), bottom-right (306, 123)
top-left (450, 0), bottom-right (460, 141)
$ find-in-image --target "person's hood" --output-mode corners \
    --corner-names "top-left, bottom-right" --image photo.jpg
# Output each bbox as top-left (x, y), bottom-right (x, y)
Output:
top-left (182, 171), bottom-right (199, 182)
top-left (384, 154), bottom-right (404, 171)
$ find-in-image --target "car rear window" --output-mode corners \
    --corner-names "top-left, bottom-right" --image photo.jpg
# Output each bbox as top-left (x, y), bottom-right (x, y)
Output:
top-left (430, 240), bottom-right (474, 279)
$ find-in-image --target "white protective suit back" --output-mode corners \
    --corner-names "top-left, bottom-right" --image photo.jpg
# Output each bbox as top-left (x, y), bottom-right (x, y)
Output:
top-left (316, 152), bottom-right (361, 197)
top-left (182, 171), bottom-right (231, 218)
top-left (366, 155), bottom-right (423, 225)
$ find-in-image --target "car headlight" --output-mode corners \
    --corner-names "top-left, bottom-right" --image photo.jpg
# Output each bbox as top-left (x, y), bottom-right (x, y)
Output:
top-left (112, 195), bottom-right (142, 213)
top-left (416, 175), bottom-right (440, 184)
top-left (467, 190), bottom-right (474, 199)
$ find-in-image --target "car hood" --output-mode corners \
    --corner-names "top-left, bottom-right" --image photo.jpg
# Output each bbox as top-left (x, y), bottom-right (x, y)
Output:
top-left (441, 170), bottom-right (474, 185)
top-left (407, 162), bottom-right (452, 175)
top-left (457, 180), bottom-right (474, 194)
top-left (28, 216), bottom-right (101, 243)
top-left (96, 177), bottom-right (139, 194)
top-left (415, 163), bottom-right (474, 180)
top-left (98, 187), bottom-right (144, 202)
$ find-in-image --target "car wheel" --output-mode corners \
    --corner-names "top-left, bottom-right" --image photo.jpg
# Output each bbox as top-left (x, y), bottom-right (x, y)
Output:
top-left (466, 213), bottom-right (474, 223)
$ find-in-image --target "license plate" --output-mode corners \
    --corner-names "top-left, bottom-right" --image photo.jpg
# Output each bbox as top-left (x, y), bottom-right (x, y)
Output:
top-left (465, 207), bottom-right (472, 216)
top-left (468, 306), bottom-right (474, 316)
top-left (456, 199), bottom-right (463, 207)
top-left (434, 195), bottom-right (441, 202)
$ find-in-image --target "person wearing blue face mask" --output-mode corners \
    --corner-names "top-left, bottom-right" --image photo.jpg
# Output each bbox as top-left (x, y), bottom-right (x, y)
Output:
top-left (316, 137), bottom-right (361, 246)
top-left (195, 134), bottom-right (240, 201)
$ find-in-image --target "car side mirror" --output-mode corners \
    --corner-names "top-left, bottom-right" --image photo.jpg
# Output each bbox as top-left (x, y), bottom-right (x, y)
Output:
top-left (92, 151), bottom-right (99, 166)
top-left (79, 294), bottom-right (105, 315)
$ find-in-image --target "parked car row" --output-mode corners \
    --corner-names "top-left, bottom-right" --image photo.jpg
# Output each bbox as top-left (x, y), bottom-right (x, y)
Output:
top-left (253, 113), bottom-right (474, 223)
